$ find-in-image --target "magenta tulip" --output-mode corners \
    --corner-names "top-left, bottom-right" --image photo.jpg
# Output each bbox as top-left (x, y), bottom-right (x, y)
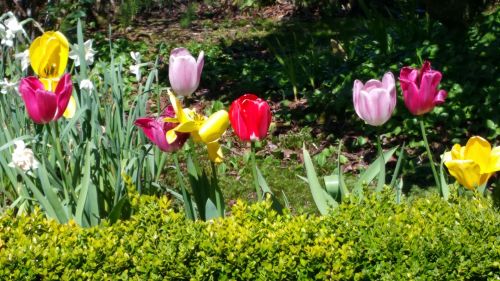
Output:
top-left (19, 74), bottom-right (73, 124)
top-left (168, 48), bottom-right (204, 97)
top-left (353, 72), bottom-right (397, 126)
top-left (134, 105), bottom-right (189, 152)
top-left (399, 61), bottom-right (447, 115)
top-left (229, 94), bottom-right (272, 142)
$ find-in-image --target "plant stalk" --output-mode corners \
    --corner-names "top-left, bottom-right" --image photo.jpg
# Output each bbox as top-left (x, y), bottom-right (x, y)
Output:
top-left (250, 142), bottom-right (263, 201)
top-left (419, 120), bottom-right (441, 191)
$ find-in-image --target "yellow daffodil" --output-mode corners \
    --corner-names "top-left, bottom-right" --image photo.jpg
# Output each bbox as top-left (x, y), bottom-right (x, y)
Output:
top-left (443, 136), bottom-right (500, 190)
top-left (165, 90), bottom-right (229, 163)
top-left (29, 31), bottom-right (76, 119)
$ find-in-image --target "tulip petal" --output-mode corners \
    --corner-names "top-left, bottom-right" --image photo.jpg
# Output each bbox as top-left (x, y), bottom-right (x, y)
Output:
top-left (420, 70), bottom-right (442, 106)
top-left (464, 136), bottom-right (491, 173)
top-left (169, 48), bottom-right (199, 97)
top-left (54, 74), bottom-right (73, 120)
top-left (352, 79), bottom-right (364, 120)
top-left (434, 90), bottom-right (447, 105)
top-left (199, 110), bottom-right (229, 144)
top-left (135, 117), bottom-right (156, 142)
top-left (450, 144), bottom-right (464, 160)
top-left (486, 146), bottom-right (500, 173)
top-left (444, 159), bottom-right (481, 190)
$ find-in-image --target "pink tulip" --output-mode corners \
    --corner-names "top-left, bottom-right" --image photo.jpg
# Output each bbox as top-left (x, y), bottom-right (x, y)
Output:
top-left (399, 61), bottom-right (447, 115)
top-left (134, 105), bottom-right (189, 152)
top-left (168, 48), bottom-right (204, 97)
top-left (19, 74), bottom-right (73, 124)
top-left (353, 72), bottom-right (397, 126)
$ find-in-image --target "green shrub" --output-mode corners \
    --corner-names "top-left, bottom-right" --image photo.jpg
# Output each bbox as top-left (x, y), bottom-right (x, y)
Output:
top-left (0, 193), bottom-right (499, 280)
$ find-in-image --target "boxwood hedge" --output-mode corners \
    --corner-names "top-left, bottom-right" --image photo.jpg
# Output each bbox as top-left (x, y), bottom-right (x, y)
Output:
top-left (0, 193), bottom-right (499, 280)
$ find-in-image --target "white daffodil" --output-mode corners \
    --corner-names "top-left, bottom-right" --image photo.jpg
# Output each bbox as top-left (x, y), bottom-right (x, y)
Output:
top-left (14, 49), bottom-right (29, 71)
top-left (8, 140), bottom-right (39, 172)
top-left (79, 79), bottom-right (94, 91)
top-left (130, 51), bottom-right (140, 63)
top-left (1, 15), bottom-right (23, 47)
top-left (69, 39), bottom-right (97, 66)
top-left (0, 78), bottom-right (18, 95)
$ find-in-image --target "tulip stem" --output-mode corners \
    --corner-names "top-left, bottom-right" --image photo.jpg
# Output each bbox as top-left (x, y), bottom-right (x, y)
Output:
top-left (419, 120), bottom-right (441, 191)
top-left (210, 162), bottom-right (225, 217)
top-left (375, 133), bottom-right (385, 193)
top-left (250, 142), bottom-right (263, 201)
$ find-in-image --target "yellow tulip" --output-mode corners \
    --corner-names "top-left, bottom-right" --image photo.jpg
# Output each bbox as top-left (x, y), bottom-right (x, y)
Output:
top-left (443, 136), bottom-right (500, 190)
top-left (29, 31), bottom-right (69, 79)
top-left (165, 90), bottom-right (229, 162)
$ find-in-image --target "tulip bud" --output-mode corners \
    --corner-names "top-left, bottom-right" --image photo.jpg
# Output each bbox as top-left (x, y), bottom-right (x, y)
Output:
top-left (399, 61), bottom-right (447, 115)
top-left (353, 72), bottom-right (397, 126)
top-left (168, 48), bottom-right (204, 97)
top-left (19, 74), bottom-right (73, 124)
top-left (229, 94), bottom-right (272, 142)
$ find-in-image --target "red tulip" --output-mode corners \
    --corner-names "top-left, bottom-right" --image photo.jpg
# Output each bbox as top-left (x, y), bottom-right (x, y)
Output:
top-left (19, 74), bottom-right (73, 124)
top-left (134, 105), bottom-right (189, 152)
top-left (229, 94), bottom-right (271, 142)
top-left (399, 61), bottom-right (447, 115)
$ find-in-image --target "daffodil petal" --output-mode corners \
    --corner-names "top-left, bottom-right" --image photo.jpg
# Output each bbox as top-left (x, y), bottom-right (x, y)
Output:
top-left (207, 141), bottom-right (223, 163)
top-left (168, 90), bottom-right (191, 123)
top-left (444, 159), bottom-right (481, 190)
top-left (63, 95), bottom-right (76, 119)
top-left (163, 117), bottom-right (179, 123)
top-left (198, 110), bottom-right (229, 144)
top-left (464, 136), bottom-right (491, 172)
top-left (166, 129), bottom-right (178, 144)
top-left (175, 120), bottom-right (198, 133)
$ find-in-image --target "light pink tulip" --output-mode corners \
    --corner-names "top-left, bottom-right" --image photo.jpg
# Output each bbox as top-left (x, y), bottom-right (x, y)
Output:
top-left (399, 61), bottom-right (447, 115)
top-left (19, 74), bottom-right (73, 124)
top-left (168, 48), bottom-right (204, 97)
top-left (353, 72), bottom-right (397, 126)
top-left (134, 105), bottom-right (189, 152)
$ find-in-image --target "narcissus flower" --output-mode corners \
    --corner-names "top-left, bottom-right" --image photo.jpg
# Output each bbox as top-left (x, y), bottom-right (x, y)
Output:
top-left (18, 74), bottom-right (73, 124)
top-left (168, 48), bottom-right (204, 97)
top-left (399, 61), bottom-right (447, 115)
top-left (229, 94), bottom-right (272, 141)
top-left (165, 91), bottom-right (229, 162)
top-left (353, 72), bottom-right (396, 126)
top-left (443, 136), bottom-right (500, 190)
top-left (135, 105), bottom-right (189, 152)
top-left (8, 140), bottom-right (39, 172)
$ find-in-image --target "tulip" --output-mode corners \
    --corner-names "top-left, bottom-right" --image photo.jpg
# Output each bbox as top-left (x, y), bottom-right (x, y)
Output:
top-left (444, 136), bottom-right (500, 190)
top-left (134, 105), bottom-right (189, 152)
top-left (29, 31), bottom-right (69, 79)
top-left (353, 72), bottom-right (396, 126)
top-left (168, 48), bottom-right (204, 97)
top-left (399, 61), bottom-right (447, 115)
top-left (164, 91), bottom-right (229, 163)
top-left (19, 74), bottom-right (73, 124)
top-left (228, 94), bottom-right (272, 141)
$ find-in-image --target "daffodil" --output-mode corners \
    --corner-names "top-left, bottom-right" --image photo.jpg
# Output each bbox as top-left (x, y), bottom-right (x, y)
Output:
top-left (165, 90), bottom-right (229, 163)
top-left (29, 31), bottom-right (76, 119)
top-left (443, 136), bottom-right (500, 190)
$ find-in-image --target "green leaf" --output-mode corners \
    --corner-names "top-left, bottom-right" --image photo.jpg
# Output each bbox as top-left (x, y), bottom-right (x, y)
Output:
top-left (302, 144), bottom-right (338, 215)
top-left (204, 198), bottom-right (219, 220)
top-left (255, 166), bottom-right (283, 214)
top-left (353, 146), bottom-right (398, 199)
top-left (37, 163), bottom-right (69, 223)
top-left (439, 156), bottom-right (450, 200)
top-left (75, 142), bottom-right (92, 226)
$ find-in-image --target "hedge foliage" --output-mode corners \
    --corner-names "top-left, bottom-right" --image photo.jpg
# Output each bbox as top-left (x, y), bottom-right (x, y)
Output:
top-left (0, 193), bottom-right (499, 280)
